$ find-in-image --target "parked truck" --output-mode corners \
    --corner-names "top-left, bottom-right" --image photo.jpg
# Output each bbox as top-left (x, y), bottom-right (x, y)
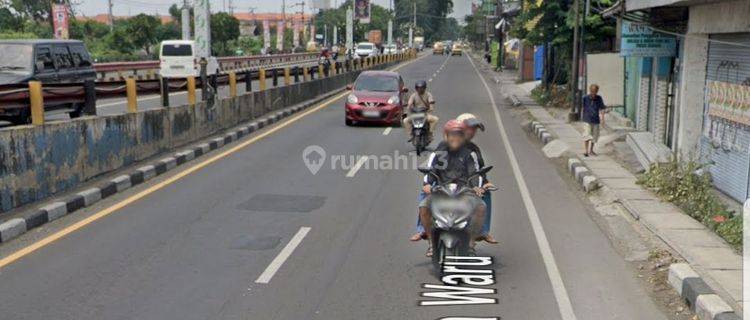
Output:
top-left (367, 30), bottom-right (383, 46)
top-left (414, 36), bottom-right (425, 51)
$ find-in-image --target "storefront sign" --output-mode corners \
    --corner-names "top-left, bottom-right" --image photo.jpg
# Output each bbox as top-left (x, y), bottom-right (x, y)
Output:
top-left (620, 21), bottom-right (676, 57)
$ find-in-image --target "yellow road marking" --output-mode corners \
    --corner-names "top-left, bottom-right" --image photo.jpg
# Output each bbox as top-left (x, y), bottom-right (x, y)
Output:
top-left (0, 56), bottom-right (424, 269)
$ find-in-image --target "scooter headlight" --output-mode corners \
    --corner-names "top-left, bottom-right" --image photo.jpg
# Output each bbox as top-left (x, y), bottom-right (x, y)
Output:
top-left (454, 220), bottom-right (469, 229)
top-left (347, 94), bottom-right (359, 104)
top-left (387, 95), bottom-right (399, 105)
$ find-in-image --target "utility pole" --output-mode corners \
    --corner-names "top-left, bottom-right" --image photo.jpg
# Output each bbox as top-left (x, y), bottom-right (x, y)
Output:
top-left (495, 0), bottom-right (504, 71)
top-left (107, 0), bottom-right (114, 31)
top-left (181, 0), bottom-right (190, 40)
top-left (282, 0), bottom-right (286, 25)
top-left (409, 2), bottom-right (415, 47)
top-left (579, 0), bottom-right (591, 109)
top-left (570, 0), bottom-right (581, 121)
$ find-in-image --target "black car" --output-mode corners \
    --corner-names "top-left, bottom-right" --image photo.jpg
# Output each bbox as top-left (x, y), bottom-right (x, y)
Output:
top-left (0, 39), bottom-right (96, 124)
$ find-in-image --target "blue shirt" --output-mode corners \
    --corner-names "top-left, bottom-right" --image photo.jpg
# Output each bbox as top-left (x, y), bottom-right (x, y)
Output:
top-left (582, 94), bottom-right (605, 124)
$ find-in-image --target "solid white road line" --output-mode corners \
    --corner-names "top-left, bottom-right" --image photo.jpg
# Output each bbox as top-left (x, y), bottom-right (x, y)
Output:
top-left (345, 156), bottom-right (369, 178)
top-left (467, 54), bottom-right (578, 320)
top-left (255, 227), bottom-right (311, 284)
top-left (382, 127), bottom-right (392, 135)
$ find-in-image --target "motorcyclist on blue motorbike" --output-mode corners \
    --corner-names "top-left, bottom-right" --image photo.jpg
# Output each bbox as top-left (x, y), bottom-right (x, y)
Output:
top-left (417, 120), bottom-right (487, 257)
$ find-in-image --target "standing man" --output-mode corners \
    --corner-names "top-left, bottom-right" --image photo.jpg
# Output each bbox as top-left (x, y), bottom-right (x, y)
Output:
top-left (581, 84), bottom-right (607, 157)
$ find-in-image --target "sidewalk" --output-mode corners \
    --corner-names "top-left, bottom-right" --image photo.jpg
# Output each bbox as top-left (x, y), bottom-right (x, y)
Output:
top-left (495, 69), bottom-right (743, 315)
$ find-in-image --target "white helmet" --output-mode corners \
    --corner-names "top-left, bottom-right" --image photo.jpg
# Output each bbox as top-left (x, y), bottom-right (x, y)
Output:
top-left (456, 113), bottom-right (485, 131)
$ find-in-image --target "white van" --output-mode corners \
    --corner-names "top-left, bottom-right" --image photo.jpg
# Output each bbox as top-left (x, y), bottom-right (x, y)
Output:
top-left (355, 42), bottom-right (378, 58)
top-left (159, 40), bottom-right (219, 78)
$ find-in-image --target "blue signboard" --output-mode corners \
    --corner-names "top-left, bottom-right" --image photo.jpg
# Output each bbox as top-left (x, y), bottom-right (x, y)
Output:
top-left (620, 21), bottom-right (676, 57)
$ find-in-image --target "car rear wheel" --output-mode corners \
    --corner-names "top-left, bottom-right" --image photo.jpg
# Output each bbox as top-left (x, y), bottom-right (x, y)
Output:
top-left (345, 118), bottom-right (353, 126)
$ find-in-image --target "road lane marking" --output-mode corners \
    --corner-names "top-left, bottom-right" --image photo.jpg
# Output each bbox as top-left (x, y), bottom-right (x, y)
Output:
top-left (255, 227), bottom-right (311, 284)
top-left (345, 156), bottom-right (369, 177)
top-left (467, 54), bottom-right (578, 320)
top-left (382, 127), bottom-right (392, 135)
top-left (0, 55), bottom-right (425, 270)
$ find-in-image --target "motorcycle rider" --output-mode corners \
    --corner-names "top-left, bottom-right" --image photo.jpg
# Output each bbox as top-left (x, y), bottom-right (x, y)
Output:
top-left (319, 48), bottom-right (332, 76)
top-left (410, 114), bottom-right (498, 244)
top-left (418, 120), bottom-right (487, 257)
top-left (403, 80), bottom-right (439, 141)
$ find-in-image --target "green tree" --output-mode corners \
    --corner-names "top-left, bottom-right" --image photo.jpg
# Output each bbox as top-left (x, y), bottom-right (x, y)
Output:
top-left (0, 7), bottom-right (24, 31)
top-left (394, 0), bottom-right (454, 42)
top-left (123, 14), bottom-right (161, 55)
top-left (8, 0), bottom-right (51, 22)
top-left (510, 0), bottom-right (616, 84)
top-left (210, 12), bottom-right (240, 56)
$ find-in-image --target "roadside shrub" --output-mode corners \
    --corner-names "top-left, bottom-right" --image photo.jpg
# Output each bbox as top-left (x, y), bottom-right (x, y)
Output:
top-left (637, 160), bottom-right (742, 250)
top-left (531, 85), bottom-right (571, 109)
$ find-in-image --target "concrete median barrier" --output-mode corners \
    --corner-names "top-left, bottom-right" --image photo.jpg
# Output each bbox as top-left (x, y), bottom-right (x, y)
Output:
top-left (0, 59), bottom-right (403, 213)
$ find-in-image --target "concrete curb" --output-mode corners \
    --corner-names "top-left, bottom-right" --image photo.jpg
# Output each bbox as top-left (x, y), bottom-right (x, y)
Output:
top-left (528, 121), bottom-right (599, 192)
top-left (0, 90), bottom-right (341, 244)
top-left (668, 263), bottom-right (741, 320)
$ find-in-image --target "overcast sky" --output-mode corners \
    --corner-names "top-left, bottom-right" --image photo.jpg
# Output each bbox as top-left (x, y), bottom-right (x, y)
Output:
top-left (75, 0), bottom-right (472, 22)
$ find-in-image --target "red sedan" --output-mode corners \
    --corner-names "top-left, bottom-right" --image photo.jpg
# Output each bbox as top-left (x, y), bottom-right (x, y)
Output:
top-left (344, 71), bottom-right (408, 126)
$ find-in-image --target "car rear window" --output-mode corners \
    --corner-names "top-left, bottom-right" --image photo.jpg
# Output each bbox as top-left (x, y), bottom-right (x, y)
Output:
top-left (0, 44), bottom-right (33, 72)
top-left (162, 44), bottom-right (192, 56)
top-left (358, 44), bottom-right (373, 50)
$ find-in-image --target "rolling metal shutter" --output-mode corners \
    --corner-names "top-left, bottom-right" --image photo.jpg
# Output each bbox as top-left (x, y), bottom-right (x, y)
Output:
top-left (700, 33), bottom-right (750, 202)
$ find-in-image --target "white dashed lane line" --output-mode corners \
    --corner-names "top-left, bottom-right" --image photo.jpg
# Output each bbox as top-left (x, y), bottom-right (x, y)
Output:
top-left (255, 227), bottom-right (311, 284)
top-left (382, 127), bottom-right (392, 135)
top-left (345, 156), bottom-right (369, 178)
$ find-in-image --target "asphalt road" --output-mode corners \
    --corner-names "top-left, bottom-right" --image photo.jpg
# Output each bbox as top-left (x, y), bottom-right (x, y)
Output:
top-left (0, 54), bottom-right (668, 320)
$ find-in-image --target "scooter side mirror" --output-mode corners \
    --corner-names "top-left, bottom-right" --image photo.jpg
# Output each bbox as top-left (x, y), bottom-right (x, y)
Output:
top-left (346, 84), bottom-right (353, 90)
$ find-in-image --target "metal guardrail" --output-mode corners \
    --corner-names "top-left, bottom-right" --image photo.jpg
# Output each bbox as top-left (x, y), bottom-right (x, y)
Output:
top-left (0, 52), bottom-right (415, 121)
top-left (93, 53), bottom-right (319, 82)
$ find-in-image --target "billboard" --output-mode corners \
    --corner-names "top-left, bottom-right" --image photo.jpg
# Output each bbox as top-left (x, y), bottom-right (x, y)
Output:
top-left (52, 4), bottom-right (69, 40)
top-left (355, 0), bottom-right (371, 24)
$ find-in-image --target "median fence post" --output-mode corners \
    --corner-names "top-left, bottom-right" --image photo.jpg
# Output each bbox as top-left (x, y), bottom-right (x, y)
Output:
top-left (284, 67), bottom-right (291, 86)
top-left (160, 76), bottom-right (170, 107)
top-left (83, 79), bottom-right (97, 116)
top-left (28, 81), bottom-right (44, 125)
top-left (229, 71), bottom-right (237, 97)
top-left (245, 70), bottom-right (252, 92)
top-left (303, 66), bottom-right (309, 81)
top-left (259, 68), bottom-right (267, 91)
top-left (126, 77), bottom-right (138, 112)
top-left (318, 64), bottom-right (325, 78)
